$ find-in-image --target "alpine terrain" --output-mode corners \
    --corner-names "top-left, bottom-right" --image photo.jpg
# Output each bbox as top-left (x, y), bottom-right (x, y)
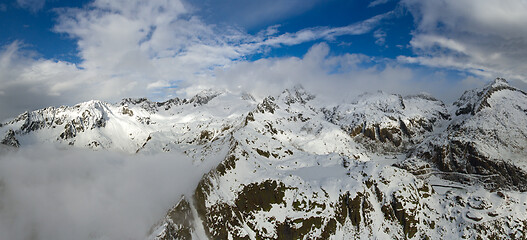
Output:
top-left (1, 78), bottom-right (527, 239)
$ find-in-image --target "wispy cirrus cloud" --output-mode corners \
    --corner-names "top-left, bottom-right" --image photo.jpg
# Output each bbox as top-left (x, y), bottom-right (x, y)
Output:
top-left (259, 11), bottom-right (393, 47)
top-left (400, 0), bottom-right (527, 82)
top-left (210, 42), bottom-right (474, 104)
top-left (191, 0), bottom-right (325, 29)
top-left (0, 0), bottom-right (392, 120)
top-left (16, 0), bottom-right (46, 12)
top-left (373, 29), bottom-right (387, 46)
top-left (368, 0), bottom-right (393, 7)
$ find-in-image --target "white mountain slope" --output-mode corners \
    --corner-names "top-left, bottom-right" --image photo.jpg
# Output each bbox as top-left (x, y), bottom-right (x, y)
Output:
top-left (0, 89), bottom-right (256, 159)
top-left (324, 91), bottom-right (450, 152)
top-left (1, 79), bottom-right (527, 239)
top-left (151, 84), bottom-right (527, 239)
top-left (413, 78), bottom-right (527, 191)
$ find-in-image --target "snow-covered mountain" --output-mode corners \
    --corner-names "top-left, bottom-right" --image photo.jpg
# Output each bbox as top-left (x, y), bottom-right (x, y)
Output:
top-left (0, 89), bottom-right (253, 156)
top-left (1, 78), bottom-right (527, 239)
top-left (413, 78), bottom-right (527, 191)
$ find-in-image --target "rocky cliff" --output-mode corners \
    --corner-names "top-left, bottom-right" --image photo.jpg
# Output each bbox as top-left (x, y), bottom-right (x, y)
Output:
top-left (2, 79), bottom-right (527, 239)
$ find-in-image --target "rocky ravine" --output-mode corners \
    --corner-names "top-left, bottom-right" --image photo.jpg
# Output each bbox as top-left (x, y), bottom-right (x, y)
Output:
top-left (2, 78), bottom-right (527, 239)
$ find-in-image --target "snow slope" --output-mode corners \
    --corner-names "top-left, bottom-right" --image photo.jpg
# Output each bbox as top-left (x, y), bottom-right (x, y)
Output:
top-left (2, 79), bottom-right (527, 239)
top-left (0, 89), bottom-right (256, 158)
top-left (413, 78), bottom-right (527, 191)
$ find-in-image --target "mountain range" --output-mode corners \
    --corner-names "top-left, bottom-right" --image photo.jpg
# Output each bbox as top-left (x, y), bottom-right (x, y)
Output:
top-left (1, 78), bottom-right (527, 239)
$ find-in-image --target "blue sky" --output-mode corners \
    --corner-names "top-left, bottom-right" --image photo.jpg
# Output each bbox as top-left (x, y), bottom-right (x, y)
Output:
top-left (1, 0), bottom-right (527, 120)
top-left (0, 0), bottom-right (410, 62)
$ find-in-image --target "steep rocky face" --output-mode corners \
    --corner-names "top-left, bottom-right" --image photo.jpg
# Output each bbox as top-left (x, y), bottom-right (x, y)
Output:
top-left (2, 80), bottom-right (527, 239)
top-left (1, 129), bottom-right (19, 147)
top-left (157, 138), bottom-right (527, 239)
top-left (325, 92), bottom-right (450, 152)
top-left (414, 78), bottom-right (527, 191)
top-left (153, 92), bottom-right (417, 239)
top-left (188, 89), bottom-right (223, 106)
top-left (0, 89), bottom-right (246, 154)
top-left (151, 83), bottom-right (527, 240)
top-left (153, 197), bottom-right (194, 240)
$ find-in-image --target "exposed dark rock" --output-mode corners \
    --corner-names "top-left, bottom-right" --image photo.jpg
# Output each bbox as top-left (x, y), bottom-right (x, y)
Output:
top-left (413, 78), bottom-right (527, 192)
top-left (466, 212), bottom-right (483, 222)
top-left (198, 130), bottom-right (213, 144)
top-left (391, 193), bottom-right (418, 238)
top-left (20, 110), bottom-right (55, 133)
top-left (454, 78), bottom-right (527, 116)
top-left (120, 106), bottom-right (134, 116)
top-left (120, 97), bottom-right (149, 106)
top-left (1, 129), bottom-right (20, 147)
top-left (59, 122), bottom-right (76, 140)
top-left (256, 96), bottom-right (279, 114)
top-left (188, 90), bottom-right (221, 106)
top-left (155, 197), bottom-right (194, 240)
top-left (136, 134), bottom-right (152, 153)
top-left (280, 85), bottom-right (315, 106)
top-left (243, 112), bottom-right (255, 126)
top-left (335, 192), bottom-right (365, 228)
top-left (324, 92), bottom-right (449, 153)
top-left (194, 178), bottom-right (289, 239)
top-left (418, 140), bottom-right (527, 191)
top-left (235, 180), bottom-right (287, 213)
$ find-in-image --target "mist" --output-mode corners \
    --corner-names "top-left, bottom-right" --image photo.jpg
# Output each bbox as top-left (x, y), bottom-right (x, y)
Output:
top-left (0, 145), bottom-right (207, 240)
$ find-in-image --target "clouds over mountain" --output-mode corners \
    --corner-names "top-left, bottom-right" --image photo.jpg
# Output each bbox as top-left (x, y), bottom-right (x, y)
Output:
top-left (0, 0), bottom-right (394, 120)
top-left (0, 145), bottom-right (203, 240)
top-left (1, 0), bottom-right (527, 121)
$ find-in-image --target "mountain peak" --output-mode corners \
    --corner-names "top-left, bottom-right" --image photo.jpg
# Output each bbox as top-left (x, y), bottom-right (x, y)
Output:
top-left (454, 77), bottom-right (524, 115)
top-left (188, 89), bottom-right (223, 106)
top-left (279, 85), bottom-right (315, 105)
top-left (353, 91), bottom-right (405, 111)
top-left (2, 78), bottom-right (527, 239)
top-left (119, 97), bottom-right (150, 106)
top-left (492, 77), bottom-right (508, 86)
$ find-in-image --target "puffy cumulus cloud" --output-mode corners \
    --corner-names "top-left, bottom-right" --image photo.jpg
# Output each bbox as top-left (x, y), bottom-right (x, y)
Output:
top-left (0, 41), bottom-right (91, 121)
top-left (0, 144), bottom-right (214, 240)
top-left (400, 0), bottom-right (527, 82)
top-left (53, 0), bottom-right (192, 90)
top-left (0, 0), bottom-right (392, 120)
top-left (0, 41), bottom-right (145, 121)
top-left (52, 0), bottom-right (392, 98)
top-left (209, 43), bottom-right (472, 104)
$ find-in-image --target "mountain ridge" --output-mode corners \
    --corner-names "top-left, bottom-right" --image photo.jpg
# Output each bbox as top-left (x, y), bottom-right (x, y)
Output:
top-left (2, 78), bottom-right (527, 239)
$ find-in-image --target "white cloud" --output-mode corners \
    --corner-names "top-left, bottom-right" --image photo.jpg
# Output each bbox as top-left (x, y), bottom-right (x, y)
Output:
top-left (191, 0), bottom-right (324, 29)
top-left (260, 11), bottom-right (393, 47)
top-left (400, 0), bottom-right (527, 82)
top-left (0, 41), bottom-right (92, 121)
top-left (52, 0), bottom-right (391, 92)
top-left (369, 0), bottom-right (393, 7)
top-left (0, 145), bottom-right (210, 240)
top-left (0, 0), bottom-right (392, 120)
top-left (373, 29), bottom-right (387, 46)
top-left (208, 43), bottom-right (472, 104)
top-left (16, 0), bottom-right (45, 12)
top-left (409, 35), bottom-right (467, 54)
